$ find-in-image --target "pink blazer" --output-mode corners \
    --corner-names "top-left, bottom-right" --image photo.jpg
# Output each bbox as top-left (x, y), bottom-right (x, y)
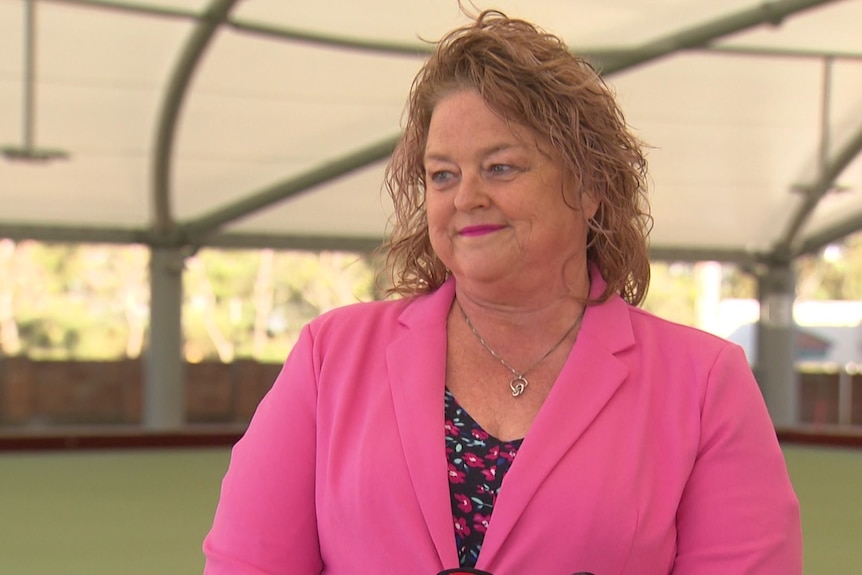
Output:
top-left (203, 274), bottom-right (801, 574)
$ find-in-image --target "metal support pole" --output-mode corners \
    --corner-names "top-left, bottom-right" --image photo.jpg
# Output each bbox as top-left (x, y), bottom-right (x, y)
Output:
top-left (838, 369), bottom-right (852, 426)
top-left (755, 262), bottom-right (799, 428)
top-left (144, 247), bottom-right (185, 429)
top-left (1, 0), bottom-right (66, 161)
top-left (22, 0), bottom-right (36, 151)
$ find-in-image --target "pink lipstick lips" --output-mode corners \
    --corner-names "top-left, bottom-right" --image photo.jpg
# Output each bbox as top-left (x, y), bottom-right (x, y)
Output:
top-left (459, 225), bottom-right (504, 237)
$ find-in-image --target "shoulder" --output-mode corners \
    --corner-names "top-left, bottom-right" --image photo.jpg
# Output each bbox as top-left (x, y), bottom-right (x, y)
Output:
top-left (307, 297), bottom-right (412, 341)
top-left (599, 299), bottom-right (751, 381)
top-left (629, 304), bottom-right (741, 356)
top-left (308, 279), bottom-right (455, 336)
top-left (303, 284), bottom-right (450, 347)
top-left (589, 292), bottom-right (743, 362)
top-left (314, 296), bottom-right (412, 325)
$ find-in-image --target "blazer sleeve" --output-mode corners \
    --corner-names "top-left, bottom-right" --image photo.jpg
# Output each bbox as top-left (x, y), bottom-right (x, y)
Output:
top-left (203, 323), bottom-right (323, 574)
top-left (672, 343), bottom-right (802, 574)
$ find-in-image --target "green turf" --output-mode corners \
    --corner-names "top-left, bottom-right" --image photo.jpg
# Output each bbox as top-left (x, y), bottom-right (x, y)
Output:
top-left (783, 445), bottom-right (862, 574)
top-left (0, 449), bottom-right (230, 575)
top-left (0, 445), bottom-right (859, 574)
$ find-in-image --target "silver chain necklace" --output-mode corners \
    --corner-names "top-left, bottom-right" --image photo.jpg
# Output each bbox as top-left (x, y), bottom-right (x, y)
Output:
top-left (458, 303), bottom-right (584, 397)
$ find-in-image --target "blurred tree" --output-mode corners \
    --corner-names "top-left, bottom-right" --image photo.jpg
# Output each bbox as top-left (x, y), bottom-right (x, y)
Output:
top-left (721, 265), bottom-right (757, 300)
top-left (183, 248), bottom-right (378, 363)
top-left (796, 233), bottom-right (862, 300)
top-left (12, 242), bottom-right (131, 359)
top-left (642, 262), bottom-right (699, 326)
top-left (0, 239), bottom-right (22, 355)
top-left (2, 230), bottom-right (860, 361)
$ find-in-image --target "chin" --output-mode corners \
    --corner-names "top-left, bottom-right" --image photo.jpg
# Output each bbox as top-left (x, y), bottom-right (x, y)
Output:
top-left (454, 268), bottom-right (507, 285)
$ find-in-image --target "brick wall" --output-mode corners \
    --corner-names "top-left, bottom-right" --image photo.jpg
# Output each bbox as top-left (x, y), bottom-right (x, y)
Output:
top-left (0, 357), bottom-right (282, 426)
top-left (799, 371), bottom-right (862, 426)
top-left (1, 358), bottom-right (860, 428)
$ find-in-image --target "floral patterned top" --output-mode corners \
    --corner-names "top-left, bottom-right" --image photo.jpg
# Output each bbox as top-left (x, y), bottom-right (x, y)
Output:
top-left (445, 389), bottom-right (524, 568)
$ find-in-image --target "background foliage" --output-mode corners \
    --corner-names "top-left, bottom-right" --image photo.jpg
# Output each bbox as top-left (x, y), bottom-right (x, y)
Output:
top-left (1, 232), bottom-right (860, 362)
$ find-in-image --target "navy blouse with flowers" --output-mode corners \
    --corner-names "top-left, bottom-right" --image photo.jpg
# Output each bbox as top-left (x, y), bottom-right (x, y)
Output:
top-left (444, 389), bottom-right (524, 568)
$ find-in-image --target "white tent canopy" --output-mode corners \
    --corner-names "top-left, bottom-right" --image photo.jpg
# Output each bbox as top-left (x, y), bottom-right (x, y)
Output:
top-left (2, 0), bottom-right (861, 264)
top-left (2, 0), bottom-right (861, 429)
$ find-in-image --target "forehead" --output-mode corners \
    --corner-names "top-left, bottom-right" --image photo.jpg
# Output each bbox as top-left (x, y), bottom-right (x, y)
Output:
top-left (425, 91), bottom-right (556, 162)
top-left (427, 91), bottom-right (535, 145)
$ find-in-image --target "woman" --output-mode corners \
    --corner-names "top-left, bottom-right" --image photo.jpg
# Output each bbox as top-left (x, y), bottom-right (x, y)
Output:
top-left (203, 11), bottom-right (801, 574)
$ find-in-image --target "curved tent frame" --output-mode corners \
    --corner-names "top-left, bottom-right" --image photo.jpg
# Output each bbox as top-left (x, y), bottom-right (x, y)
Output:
top-left (2, 0), bottom-right (861, 427)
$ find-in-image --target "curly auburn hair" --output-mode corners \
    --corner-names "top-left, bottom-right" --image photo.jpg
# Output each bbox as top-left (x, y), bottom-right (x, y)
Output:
top-left (380, 10), bottom-right (652, 305)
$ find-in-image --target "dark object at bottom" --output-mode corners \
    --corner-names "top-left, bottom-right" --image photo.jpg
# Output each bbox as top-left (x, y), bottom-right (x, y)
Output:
top-left (437, 570), bottom-right (595, 575)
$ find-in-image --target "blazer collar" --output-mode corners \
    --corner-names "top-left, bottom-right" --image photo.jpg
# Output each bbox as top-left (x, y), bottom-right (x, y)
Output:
top-left (387, 279), bottom-right (459, 568)
top-left (476, 271), bottom-right (636, 567)
top-left (386, 272), bottom-right (636, 569)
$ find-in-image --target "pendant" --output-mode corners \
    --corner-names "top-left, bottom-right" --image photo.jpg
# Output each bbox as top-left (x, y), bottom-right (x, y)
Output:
top-left (509, 375), bottom-right (528, 397)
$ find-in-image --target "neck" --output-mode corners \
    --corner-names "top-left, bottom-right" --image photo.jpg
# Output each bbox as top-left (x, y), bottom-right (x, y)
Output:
top-left (453, 265), bottom-right (591, 327)
top-left (451, 277), bottom-right (589, 376)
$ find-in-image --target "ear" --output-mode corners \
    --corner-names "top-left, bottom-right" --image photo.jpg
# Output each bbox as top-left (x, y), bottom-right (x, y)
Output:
top-left (580, 188), bottom-right (599, 220)
top-left (562, 166), bottom-right (599, 219)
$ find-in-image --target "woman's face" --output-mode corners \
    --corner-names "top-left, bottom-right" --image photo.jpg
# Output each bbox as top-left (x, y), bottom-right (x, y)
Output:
top-left (424, 90), bottom-right (596, 293)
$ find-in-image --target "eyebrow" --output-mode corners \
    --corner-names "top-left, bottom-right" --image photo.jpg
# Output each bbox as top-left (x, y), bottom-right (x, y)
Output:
top-left (423, 142), bottom-right (529, 163)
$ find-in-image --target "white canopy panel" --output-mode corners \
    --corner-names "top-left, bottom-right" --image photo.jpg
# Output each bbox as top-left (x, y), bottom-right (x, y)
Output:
top-left (2, 0), bottom-right (862, 264)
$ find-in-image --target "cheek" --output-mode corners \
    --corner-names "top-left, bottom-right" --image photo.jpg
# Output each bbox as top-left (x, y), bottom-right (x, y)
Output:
top-left (425, 196), bottom-right (449, 231)
top-left (427, 223), bottom-right (453, 268)
top-left (424, 203), bottom-right (446, 247)
top-left (540, 207), bottom-right (589, 247)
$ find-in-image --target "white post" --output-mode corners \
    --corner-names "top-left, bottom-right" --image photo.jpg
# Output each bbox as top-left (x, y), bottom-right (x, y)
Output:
top-left (143, 247), bottom-right (185, 429)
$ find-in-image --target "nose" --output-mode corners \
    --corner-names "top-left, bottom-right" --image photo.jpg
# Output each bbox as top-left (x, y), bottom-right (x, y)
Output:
top-left (453, 170), bottom-right (490, 212)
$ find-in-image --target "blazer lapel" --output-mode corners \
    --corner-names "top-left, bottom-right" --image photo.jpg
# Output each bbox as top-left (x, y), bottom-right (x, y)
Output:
top-left (476, 290), bottom-right (636, 567)
top-left (387, 280), bottom-right (460, 568)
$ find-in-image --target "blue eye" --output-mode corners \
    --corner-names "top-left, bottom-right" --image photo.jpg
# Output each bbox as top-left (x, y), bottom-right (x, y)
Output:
top-left (488, 164), bottom-right (513, 175)
top-left (428, 170), bottom-right (454, 185)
